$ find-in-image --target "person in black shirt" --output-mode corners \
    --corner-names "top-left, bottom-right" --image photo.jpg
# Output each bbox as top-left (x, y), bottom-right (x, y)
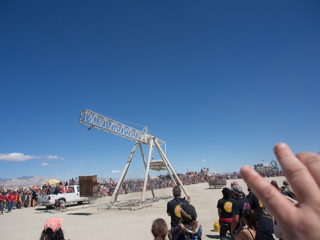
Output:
top-left (217, 188), bottom-right (234, 240)
top-left (246, 186), bottom-right (263, 222)
top-left (166, 186), bottom-right (188, 237)
top-left (230, 185), bottom-right (250, 236)
top-left (255, 209), bottom-right (275, 240)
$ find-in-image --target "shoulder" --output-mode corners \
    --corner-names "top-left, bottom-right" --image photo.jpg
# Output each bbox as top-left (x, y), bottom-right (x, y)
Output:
top-left (236, 229), bottom-right (255, 240)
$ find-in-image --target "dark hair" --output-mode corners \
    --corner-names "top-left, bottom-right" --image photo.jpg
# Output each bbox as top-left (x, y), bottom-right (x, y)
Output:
top-left (39, 228), bottom-right (65, 240)
top-left (242, 210), bottom-right (257, 231)
top-left (222, 188), bottom-right (232, 199)
top-left (151, 218), bottom-right (168, 240)
top-left (173, 186), bottom-right (181, 197)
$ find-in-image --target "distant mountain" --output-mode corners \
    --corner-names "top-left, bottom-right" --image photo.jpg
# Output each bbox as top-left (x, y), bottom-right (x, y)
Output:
top-left (0, 176), bottom-right (51, 188)
top-left (0, 178), bottom-right (12, 183)
top-left (18, 176), bottom-right (34, 180)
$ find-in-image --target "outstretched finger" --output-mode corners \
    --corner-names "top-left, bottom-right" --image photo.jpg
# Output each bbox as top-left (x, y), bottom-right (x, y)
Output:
top-left (240, 165), bottom-right (296, 223)
top-left (296, 152), bottom-right (320, 189)
top-left (274, 143), bottom-right (319, 203)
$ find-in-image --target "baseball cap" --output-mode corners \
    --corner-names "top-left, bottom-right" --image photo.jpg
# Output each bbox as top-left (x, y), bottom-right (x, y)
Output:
top-left (231, 185), bottom-right (243, 196)
top-left (44, 217), bottom-right (64, 232)
top-left (180, 202), bottom-right (197, 221)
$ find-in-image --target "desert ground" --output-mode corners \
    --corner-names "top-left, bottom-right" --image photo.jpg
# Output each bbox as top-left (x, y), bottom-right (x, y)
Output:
top-left (0, 176), bottom-right (285, 240)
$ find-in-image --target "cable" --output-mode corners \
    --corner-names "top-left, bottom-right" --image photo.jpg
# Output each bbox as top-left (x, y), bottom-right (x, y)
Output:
top-left (81, 126), bottom-right (91, 174)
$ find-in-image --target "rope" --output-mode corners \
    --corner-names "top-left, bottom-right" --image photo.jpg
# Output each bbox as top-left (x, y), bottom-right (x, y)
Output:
top-left (81, 126), bottom-right (91, 174)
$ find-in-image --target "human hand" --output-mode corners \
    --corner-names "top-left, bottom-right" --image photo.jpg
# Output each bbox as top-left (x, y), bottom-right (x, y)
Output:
top-left (240, 143), bottom-right (320, 240)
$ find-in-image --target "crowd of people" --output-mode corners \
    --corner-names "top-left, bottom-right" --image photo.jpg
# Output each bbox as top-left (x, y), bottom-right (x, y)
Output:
top-left (0, 169), bottom-right (285, 215)
top-left (3, 142), bottom-right (320, 240)
top-left (97, 171), bottom-right (210, 197)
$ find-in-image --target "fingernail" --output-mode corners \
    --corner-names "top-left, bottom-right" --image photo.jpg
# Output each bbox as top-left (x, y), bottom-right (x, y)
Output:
top-left (274, 143), bottom-right (287, 151)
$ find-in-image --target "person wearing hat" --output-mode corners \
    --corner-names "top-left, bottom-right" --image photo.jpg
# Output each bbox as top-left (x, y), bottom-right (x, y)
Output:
top-left (217, 188), bottom-right (234, 240)
top-left (167, 186), bottom-right (189, 234)
top-left (230, 185), bottom-right (250, 237)
top-left (173, 202), bottom-right (202, 240)
top-left (231, 181), bottom-right (238, 187)
top-left (40, 217), bottom-right (65, 240)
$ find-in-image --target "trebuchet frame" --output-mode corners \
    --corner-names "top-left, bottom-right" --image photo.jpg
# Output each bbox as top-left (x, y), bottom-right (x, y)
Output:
top-left (79, 109), bottom-right (190, 203)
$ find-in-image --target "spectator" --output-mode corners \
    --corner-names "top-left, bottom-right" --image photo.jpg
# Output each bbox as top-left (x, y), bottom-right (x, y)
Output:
top-left (235, 209), bottom-right (257, 240)
top-left (270, 180), bottom-right (280, 191)
top-left (246, 185), bottom-right (263, 222)
top-left (231, 181), bottom-right (238, 187)
top-left (54, 199), bottom-right (65, 211)
top-left (151, 218), bottom-right (168, 240)
top-left (255, 209), bottom-right (275, 240)
top-left (7, 190), bottom-right (15, 213)
top-left (0, 191), bottom-right (5, 214)
top-left (230, 185), bottom-right (250, 236)
top-left (281, 180), bottom-right (296, 200)
top-left (217, 188), bottom-right (234, 240)
top-left (240, 142), bottom-right (320, 240)
top-left (173, 202), bottom-right (202, 240)
top-left (167, 186), bottom-right (189, 234)
top-left (40, 217), bottom-right (65, 240)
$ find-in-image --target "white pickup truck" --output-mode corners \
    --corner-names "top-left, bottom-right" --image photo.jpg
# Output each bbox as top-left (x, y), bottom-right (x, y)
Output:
top-left (38, 185), bottom-right (95, 209)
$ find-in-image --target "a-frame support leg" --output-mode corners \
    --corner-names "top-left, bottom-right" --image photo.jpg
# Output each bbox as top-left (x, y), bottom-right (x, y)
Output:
top-left (157, 145), bottom-right (176, 186)
top-left (154, 139), bottom-right (190, 201)
top-left (139, 143), bottom-right (155, 198)
top-left (110, 142), bottom-right (138, 204)
top-left (141, 138), bottom-right (154, 203)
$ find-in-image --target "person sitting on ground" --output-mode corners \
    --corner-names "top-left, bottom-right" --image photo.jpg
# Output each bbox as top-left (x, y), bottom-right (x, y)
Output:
top-left (217, 188), bottom-right (234, 240)
top-left (235, 209), bottom-right (257, 240)
top-left (240, 142), bottom-right (320, 240)
top-left (230, 185), bottom-right (250, 237)
top-left (40, 217), bottom-right (65, 240)
top-left (270, 180), bottom-right (280, 191)
top-left (167, 186), bottom-right (189, 235)
top-left (173, 202), bottom-right (202, 240)
top-left (254, 208), bottom-right (275, 240)
top-left (54, 199), bottom-right (65, 211)
top-left (281, 180), bottom-right (296, 200)
top-left (151, 218), bottom-right (169, 240)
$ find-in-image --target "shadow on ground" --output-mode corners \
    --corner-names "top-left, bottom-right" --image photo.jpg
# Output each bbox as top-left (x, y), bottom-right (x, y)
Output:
top-left (67, 213), bottom-right (92, 216)
top-left (205, 235), bottom-right (220, 239)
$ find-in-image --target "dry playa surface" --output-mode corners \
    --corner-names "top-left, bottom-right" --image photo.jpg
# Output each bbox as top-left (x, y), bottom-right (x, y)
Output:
top-left (0, 176), bottom-right (285, 240)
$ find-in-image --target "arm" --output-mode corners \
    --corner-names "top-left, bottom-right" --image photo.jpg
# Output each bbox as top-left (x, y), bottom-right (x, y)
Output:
top-left (217, 208), bottom-right (221, 218)
top-left (235, 219), bottom-right (244, 236)
top-left (231, 214), bottom-right (239, 233)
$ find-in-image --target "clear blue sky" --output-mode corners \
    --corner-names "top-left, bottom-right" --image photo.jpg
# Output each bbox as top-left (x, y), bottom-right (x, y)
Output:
top-left (1, 1), bottom-right (319, 181)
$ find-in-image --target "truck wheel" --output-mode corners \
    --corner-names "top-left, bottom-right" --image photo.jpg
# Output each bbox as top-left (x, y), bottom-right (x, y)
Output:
top-left (59, 199), bottom-right (66, 208)
top-left (78, 201), bottom-right (83, 205)
top-left (88, 198), bottom-right (94, 204)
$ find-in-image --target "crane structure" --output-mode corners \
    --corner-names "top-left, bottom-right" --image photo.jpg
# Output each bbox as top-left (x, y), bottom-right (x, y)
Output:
top-left (79, 109), bottom-right (190, 204)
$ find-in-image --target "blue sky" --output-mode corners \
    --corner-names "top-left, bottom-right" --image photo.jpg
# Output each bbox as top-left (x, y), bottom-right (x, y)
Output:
top-left (1, 1), bottom-right (319, 181)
